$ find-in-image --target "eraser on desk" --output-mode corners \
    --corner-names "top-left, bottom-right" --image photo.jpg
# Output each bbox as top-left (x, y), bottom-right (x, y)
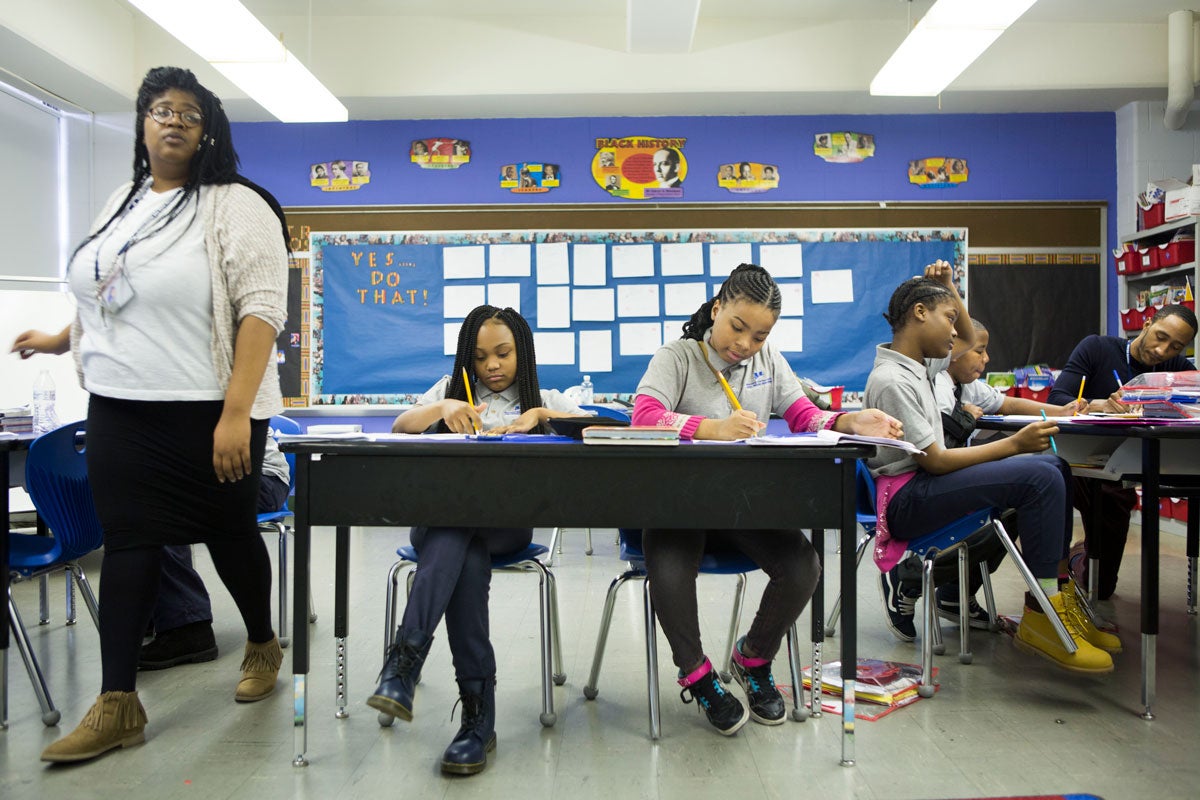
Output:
top-left (306, 424), bottom-right (362, 435)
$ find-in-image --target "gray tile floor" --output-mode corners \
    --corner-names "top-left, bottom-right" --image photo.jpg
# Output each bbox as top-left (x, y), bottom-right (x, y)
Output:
top-left (2, 524), bottom-right (1198, 800)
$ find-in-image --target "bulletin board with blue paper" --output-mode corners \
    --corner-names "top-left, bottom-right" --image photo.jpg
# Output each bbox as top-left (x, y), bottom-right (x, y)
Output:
top-left (308, 229), bottom-right (967, 404)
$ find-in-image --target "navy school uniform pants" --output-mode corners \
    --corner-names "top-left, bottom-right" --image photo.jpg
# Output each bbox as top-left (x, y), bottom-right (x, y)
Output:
top-left (642, 529), bottom-right (821, 672)
top-left (400, 526), bottom-right (532, 681)
top-left (884, 453), bottom-right (1073, 581)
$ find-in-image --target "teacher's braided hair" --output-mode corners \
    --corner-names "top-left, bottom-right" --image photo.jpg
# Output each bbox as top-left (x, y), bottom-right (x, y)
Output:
top-left (443, 305), bottom-right (548, 434)
top-left (881, 276), bottom-right (955, 333)
top-left (72, 66), bottom-right (289, 260)
top-left (680, 263), bottom-right (782, 341)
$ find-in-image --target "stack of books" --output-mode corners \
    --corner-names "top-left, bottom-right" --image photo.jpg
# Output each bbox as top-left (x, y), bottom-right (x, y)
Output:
top-left (581, 425), bottom-right (680, 446)
top-left (801, 659), bottom-right (936, 721)
top-left (0, 407), bottom-right (33, 434)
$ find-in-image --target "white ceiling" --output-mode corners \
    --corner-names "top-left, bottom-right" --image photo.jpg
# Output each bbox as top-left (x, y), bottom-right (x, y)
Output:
top-left (2, 0), bottom-right (1199, 120)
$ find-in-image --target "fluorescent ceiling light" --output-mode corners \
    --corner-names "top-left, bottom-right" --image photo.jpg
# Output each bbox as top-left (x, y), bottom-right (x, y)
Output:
top-left (127, 0), bottom-right (347, 122)
top-left (870, 0), bottom-right (1038, 97)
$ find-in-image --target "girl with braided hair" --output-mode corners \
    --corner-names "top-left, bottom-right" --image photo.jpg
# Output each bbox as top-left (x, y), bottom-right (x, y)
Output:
top-left (39, 67), bottom-right (289, 764)
top-left (368, 305), bottom-right (587, 775)
top-left (865, 262), bottom-right (1118, 674)
top-left (632, 263), bottom-right (902, 735)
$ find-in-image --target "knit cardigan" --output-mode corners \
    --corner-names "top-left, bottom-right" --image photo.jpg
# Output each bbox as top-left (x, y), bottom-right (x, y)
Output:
top-left (71, 181), bottom-right (288, 419)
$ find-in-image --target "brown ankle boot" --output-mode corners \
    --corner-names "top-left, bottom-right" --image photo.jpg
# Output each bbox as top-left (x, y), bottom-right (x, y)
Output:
top-left (41, 691), bottom-right (148, 763)
top-left (235, 636), bottom-right (282, 702)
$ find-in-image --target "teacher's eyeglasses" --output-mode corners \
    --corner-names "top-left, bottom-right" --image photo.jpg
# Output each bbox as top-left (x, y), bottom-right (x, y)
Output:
top-left (147, 105), bottom-right (204, 128)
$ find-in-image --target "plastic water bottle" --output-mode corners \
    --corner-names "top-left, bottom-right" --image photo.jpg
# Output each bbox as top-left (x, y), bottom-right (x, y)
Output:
top-left (32, 370), bottom-right (59, 435)
top-left (580, 375), bottom-right (594, 405)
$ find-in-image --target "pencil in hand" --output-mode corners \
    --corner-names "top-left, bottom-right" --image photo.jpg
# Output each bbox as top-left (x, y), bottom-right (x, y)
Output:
top-left (1040, 409), bottom-right (1058, 455)
top-left (461, 367), bottom-right (481, 434)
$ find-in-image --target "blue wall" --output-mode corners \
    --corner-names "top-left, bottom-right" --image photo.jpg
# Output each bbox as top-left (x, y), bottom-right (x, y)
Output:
top-left (232, 111), bottom-right (1118, 327)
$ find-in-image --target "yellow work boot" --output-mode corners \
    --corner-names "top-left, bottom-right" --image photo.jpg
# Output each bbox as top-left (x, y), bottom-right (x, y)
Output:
top-left (1062, 586), bottom-right (1123, 654)
top-left (1014, 593), bottom-right (1113, 674)
top-left (235, 636), bottom-right (282, 702)
top-left (41, 691), bottom-right (147, 763)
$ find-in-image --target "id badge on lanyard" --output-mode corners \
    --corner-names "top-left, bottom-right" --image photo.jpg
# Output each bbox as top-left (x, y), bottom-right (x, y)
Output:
top-left (97, 254), bottom-right (136, 318)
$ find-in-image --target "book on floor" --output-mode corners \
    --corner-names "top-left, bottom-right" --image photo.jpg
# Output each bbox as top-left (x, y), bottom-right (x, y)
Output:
top-left (802, 658), bottom-right (937, 707)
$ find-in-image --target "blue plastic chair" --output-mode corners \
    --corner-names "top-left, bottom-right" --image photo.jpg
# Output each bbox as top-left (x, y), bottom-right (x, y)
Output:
top-left (257, 415), bottom-right (316, 648)
top-left (378, 538), bottom-right (563, 728)
top-left (582, 529), bottom-right (804, 739)
top-left (841, 462), bottom-right (1074, 696)
top-left (7, 420), bottom-right (103, 726)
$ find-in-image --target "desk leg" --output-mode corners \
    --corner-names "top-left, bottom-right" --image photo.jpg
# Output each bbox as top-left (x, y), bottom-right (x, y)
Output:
top-left (2, 450), bottom-right (10, 730)
top-left (292, 455), bottom-right (311, 767)
top-left (334, 525), bottom-right (351, 720)
top-left (1086, 480), bottom-right (1102, 604)
top-left (1186, 498), bottom-right (1198, 616)
top-left (838, 458), bottom-right (857, 767)
top-left (809, 528), bottom-right (824, 719)
top-left (1140, 439), bottom-right (1160, 721)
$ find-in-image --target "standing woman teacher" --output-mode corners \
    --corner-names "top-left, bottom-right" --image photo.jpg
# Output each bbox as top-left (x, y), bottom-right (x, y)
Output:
top-left (38, 66), bottom-right (290, 764)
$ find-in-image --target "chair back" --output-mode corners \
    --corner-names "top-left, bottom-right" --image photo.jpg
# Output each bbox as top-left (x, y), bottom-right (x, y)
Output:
top-left (24, 421), bottom-right (104, 563)
top-left (579, 404), bottom-right (631, 421)
top-left (855, 460), bottom-right (878, 520)
top-left (268, 415), bottom-right (301, 495)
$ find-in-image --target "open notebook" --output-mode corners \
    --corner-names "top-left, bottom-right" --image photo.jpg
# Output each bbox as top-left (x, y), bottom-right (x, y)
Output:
top-left (748, 429), bottom-right (921, 454)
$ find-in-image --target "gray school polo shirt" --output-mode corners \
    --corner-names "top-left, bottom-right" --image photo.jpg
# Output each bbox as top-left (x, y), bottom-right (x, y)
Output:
top-left (636, 330), bottom-right (807, 423)
top-left (416, 375), bottom-right (586, 432)
top-left (864, 344), bottom-right (948, 477)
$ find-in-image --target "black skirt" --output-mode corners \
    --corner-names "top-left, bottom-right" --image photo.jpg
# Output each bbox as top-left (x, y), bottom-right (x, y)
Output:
top-left (86, 394), bottom-right (267, 551)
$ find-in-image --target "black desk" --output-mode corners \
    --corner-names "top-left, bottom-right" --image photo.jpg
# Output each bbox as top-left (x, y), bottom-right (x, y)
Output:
top-left (282, 437), bottom-right (870, 767)
top-left (976, 418), bottom-right (1200, 719)
top-left (2, 435), bottom-right (34, 730)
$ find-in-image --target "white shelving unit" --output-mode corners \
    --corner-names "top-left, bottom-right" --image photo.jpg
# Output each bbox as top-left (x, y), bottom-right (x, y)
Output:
top-left (1116, 215), bottom-right (1198, 536)
top-left (1117, 214), bottom-right (1199, 355)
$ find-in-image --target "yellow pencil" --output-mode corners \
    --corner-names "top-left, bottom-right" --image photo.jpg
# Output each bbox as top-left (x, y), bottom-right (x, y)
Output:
top-left (716, 371), bottom-right (742, 411)
top-left (1075, 376), bottom-right (1086, 415)
top-left (461, 367), bottom-right (481, 434)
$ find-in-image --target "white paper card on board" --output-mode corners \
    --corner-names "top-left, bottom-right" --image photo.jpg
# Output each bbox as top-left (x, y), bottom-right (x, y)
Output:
top-left (573, 288), bottom-right (616, 322)
top-left (444, 323), bottom-right (459, 355)
top-left (533, 332), bottom-right (575, 365)
top-left (443, 246), bottom-right (485, 280)
top-left (810, 269), bottom-right (855, 304)
top-left (709, 243), bottom-right (752, 277)
top-left (611, 244), bottom-right (655, 279)
top-left (773, 318), bottom-right (804, 351)
top-left (536, 242), bottom-right (570, 285)
top-left (579, 330), bottom-right (613, 373)
top-left (620, 322), bottom-right (663, 356)
top-left (573, 244), bottom-right (607, 286)
top-left (489, 244), bottom-right (532, 277)
top-left (444, 285), bottom-right (486, 318)
top-left (664, 282), bottom-right (708, 317)
top-left (759, 244), bottom-right (803, 278)
top-left (617, 284), bottom-right (660, 318)
top-left (779, 282), bottom-right (804, 317)
top-left (662, 320), bottom-right (686, 343)
top-left (660, 242), bottom-right (704, 276)
top-left (536, 286), bottom-right (571, 328)
top-left (488, 283), bottom-right (522, 313)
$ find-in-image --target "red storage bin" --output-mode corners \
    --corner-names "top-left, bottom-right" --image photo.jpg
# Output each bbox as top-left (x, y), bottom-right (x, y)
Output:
top-left (1139, 202), bottom-right (1166, 230)
top-left (1134, 488), bottom-right (1142, 511)
top-left (1114, 249), bottom-right (1145, 275)
top-left (1016, 386), bottom-right (1050, 402)
top-left (1143, 305), bottom-right (1163, 326)
top-left (1135, 247), bottom-right (1158, 273)
top-left (1120, 308), bottom-right (1145, 331)
top-left (1154, 239), bottom-right (1195, 269)
top-left (1172, 497), bottom-right (1189, 522)
top-left (1184, 299), bottom-right (1195, 312)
